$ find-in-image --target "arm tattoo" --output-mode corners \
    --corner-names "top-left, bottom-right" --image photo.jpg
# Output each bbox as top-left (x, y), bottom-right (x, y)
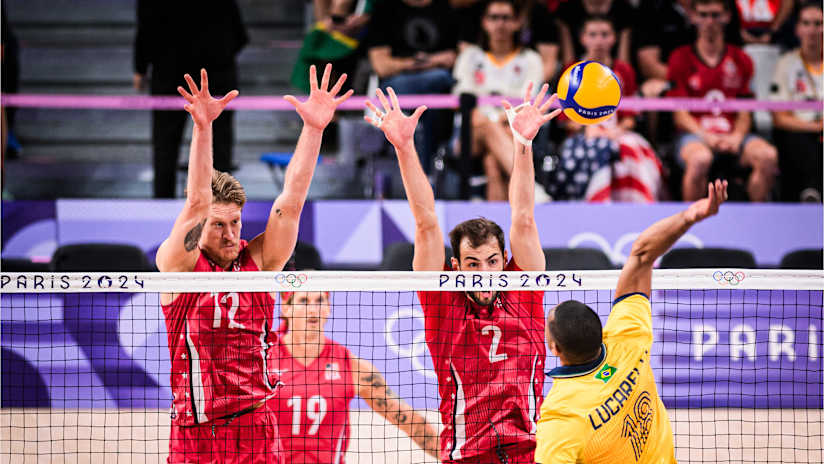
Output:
top-left (393, 412), bottom-right (408, 424)
top-left (184, 219), bottom-right (206, 252)
top-left (275, 208), bottom-right (283, 217)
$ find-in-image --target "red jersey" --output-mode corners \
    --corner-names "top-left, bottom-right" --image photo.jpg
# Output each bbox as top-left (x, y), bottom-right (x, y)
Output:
top-left (418, 260), bottom-right (546, 461)
top-left (269, 338), bottom-right (356, 464)
top-left (162, 240), bottom-right (277, 426)
top-left (736, 0), bottom-right (782, 30)
top-left (667, 44), bottom-right (754, 134)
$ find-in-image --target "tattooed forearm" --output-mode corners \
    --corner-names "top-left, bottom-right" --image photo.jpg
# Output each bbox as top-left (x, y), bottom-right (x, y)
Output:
top-left (184, 219), bottom-right (206, 251)
top-left (410, 419), bottom-right (440, 459)
top-left (393, 412), bottom-right (408, 424)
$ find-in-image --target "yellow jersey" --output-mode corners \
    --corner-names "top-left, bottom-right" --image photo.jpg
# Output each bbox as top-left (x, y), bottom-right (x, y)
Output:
top-left (535, 293), bottom-right (676, 464)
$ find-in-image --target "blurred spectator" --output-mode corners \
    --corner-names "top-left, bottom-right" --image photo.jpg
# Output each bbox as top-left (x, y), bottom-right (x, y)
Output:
top-left (452, 0), bottom-right (560, 83)
top-left (452, 0), bottom-right (545, 201)
top-left (367, 0), bottom-right (459, 172)
top-left (735, 0), bottom-right (794, 45)
top-left (636, 0), bottom-right (743, 93)
top-left (2, 3), bottom-right (21, 160)
top-left (548, 16), bottom-right (663, 202)
top-left (556, 0), bottom-right (635, 66)
top-left (770, 0), bottom-right (822, 202)
top-left (134, 0), bottom-right (248, 198)
top-left (291, 0), bottom-right (373, 93)
top-left (668, 0), bottom-right (778, 201)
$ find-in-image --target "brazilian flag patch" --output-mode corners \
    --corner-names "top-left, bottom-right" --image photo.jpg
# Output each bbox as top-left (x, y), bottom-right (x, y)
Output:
top-left (595, 364), bottom-right (617, 383)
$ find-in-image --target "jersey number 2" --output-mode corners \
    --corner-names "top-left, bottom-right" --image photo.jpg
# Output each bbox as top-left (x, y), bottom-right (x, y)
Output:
top-left (211, 292), bottom-right (245, 329)
top-left (482, 325), bottom-right (508, 363)
top-left (287, 395), bottom-right (328, 435)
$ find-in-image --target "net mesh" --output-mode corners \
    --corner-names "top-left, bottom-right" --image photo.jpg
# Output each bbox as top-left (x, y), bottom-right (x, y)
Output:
top-left (1, 270), bottom-right (822, 463)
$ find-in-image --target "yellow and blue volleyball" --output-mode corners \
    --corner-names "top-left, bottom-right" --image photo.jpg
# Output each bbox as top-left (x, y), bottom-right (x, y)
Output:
top-left (557, 61), bottom-right (622, 125)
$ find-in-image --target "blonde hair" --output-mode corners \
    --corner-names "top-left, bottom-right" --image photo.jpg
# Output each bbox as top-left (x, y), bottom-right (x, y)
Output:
top-left (211, 169), bottom-right (246, 207)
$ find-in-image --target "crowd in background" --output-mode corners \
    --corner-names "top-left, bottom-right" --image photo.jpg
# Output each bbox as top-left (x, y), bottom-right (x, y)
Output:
top-left (1, 0), bottom-right (821, 204)
top-left (297, 0), bottom-right (823, 203)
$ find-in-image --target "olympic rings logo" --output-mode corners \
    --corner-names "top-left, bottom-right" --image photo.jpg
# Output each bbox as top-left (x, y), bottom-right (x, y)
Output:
top-left (384, 308), bottom-right (437, 380)
top-left (275, 273), bottom-right (308, 288)
top-left (713, 270), bottom-right (746, 286)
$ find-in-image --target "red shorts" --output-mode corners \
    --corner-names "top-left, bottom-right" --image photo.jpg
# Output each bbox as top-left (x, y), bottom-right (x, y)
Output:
top-left (445, 443), bottom-right (535, 464)
top-left (168, 402), bottom-right (283, 464)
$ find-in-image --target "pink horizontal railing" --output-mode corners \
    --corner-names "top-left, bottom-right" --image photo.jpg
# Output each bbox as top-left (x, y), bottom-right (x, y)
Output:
top-left (1, 93), bottom-right (822, 112)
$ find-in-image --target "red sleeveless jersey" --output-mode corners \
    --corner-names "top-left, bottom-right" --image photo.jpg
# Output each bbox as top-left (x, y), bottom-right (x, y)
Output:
top-left (162, 240), bottom-right (277, 426)
top-left (418, 260), bottom-right (546, 461)
top-left (269, 337), bottom-right (356, 464)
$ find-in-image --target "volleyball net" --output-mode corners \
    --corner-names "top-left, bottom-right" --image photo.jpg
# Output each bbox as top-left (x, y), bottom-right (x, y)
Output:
top-left (1, 269), bottom-right (822, 463)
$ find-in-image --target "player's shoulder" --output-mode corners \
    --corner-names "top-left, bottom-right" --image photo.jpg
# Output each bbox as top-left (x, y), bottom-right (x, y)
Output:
top-left (775, 48), bottom-right (801, 71)
top-left (726, 45), bottom-right (753, 65)
top-left (324, 337), bottom-right (354, 359)
top-left (669, 44), bottom-right (694, 61)
top-left (519, 47), bottom-right (543, 62)
top-left (612, 292), bottom-right (650, 308)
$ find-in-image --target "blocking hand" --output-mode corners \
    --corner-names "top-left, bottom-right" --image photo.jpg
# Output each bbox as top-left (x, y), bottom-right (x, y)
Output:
top-left (364, 87), bottom-right (426, 149)
top-left (501, 82), bottom-right (563, 143)
top-left (285, 63), bottom-right (354, 130)
top-left (177, 69), bottom-right (238, 129)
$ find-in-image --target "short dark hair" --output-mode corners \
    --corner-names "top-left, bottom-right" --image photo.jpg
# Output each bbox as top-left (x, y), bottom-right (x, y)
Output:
top-left (449, 218), bottom-right (505, 261)
top-left (692, 0), bottom-right (729, 11)
top-left (581, 14), bottom-right (615, 32)
top-left (799, 0), bottom-right (823, 14)
top-left (549, 300), bottom-right (603, 364)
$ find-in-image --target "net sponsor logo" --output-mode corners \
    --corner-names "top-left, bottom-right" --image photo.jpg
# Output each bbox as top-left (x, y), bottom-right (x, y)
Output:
top-left (1, 273), bottom-right (145, 290)
top-left (437, 272), bottom-right (582, 290)
top-left (713, 270), bottom-right (746, 286)
top-left (275, 273), bottom-right (308, 288)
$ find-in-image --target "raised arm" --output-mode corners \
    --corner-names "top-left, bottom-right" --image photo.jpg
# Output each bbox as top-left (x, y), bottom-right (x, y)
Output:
top-left (156, 69), bottom-right (238, 272)
top-left (615, 180), bottom-right (728, 297)
top-left (247, 64), bottom-right (353, 271)
top-left (352, 357), bottom-right (440, 459)
top-left (502, 83), bottom-right (562, 271)
top-left (365, 88), bottom-right (445, 271)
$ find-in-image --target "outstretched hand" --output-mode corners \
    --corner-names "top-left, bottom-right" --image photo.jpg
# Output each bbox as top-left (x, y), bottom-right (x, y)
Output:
top-left (685, 179), bottom-right (728, 224)
top-left (501, 82), bottom-right (563, 143)
top-left (178, 69), bottom-right (239, 129)
top-left (364, 87), bottom-right (426, 149)
top-left (285, 63), bottom-right (354, 130)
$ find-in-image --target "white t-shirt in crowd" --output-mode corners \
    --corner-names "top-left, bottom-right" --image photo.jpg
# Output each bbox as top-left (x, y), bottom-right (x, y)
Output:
top-left (770, 49), bottom-right (823, 122)
top-left (453, 45), bottom-right (544, 121)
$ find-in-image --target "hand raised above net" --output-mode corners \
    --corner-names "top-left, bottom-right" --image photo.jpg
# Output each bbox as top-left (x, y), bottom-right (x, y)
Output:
top-left (685, 179), bottom-right (729, 224)
top-left (364, 87), bottom-right (427, 150)
top-left (285, 63), bottom-right (354, 131)
top-left (177, 69), bottom-right (239, 129)
top-left (501, 82), bottom-right (563, 145)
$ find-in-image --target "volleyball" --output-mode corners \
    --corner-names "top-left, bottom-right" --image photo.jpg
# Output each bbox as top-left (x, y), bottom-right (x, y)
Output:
top-left (557, 60), bottom-right (622, 125)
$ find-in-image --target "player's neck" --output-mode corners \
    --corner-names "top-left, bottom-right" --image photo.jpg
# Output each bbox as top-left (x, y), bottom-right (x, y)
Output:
top-left (488, 40), bottom-right (516, 60)
top-left (202, 249), bottom-right (233, 270)
top-left (801, 45), bottom-right (823, 68)
top-left (584, 52), bottom-right (611, 66)
top-left (696, 36), bottom-right (725, 63)
top-left (283, 332), bottom-right (324, 364)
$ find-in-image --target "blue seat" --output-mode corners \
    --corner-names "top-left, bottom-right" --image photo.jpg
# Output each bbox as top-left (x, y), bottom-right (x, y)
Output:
top-left (260, 152), bottom-right (325, 190)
